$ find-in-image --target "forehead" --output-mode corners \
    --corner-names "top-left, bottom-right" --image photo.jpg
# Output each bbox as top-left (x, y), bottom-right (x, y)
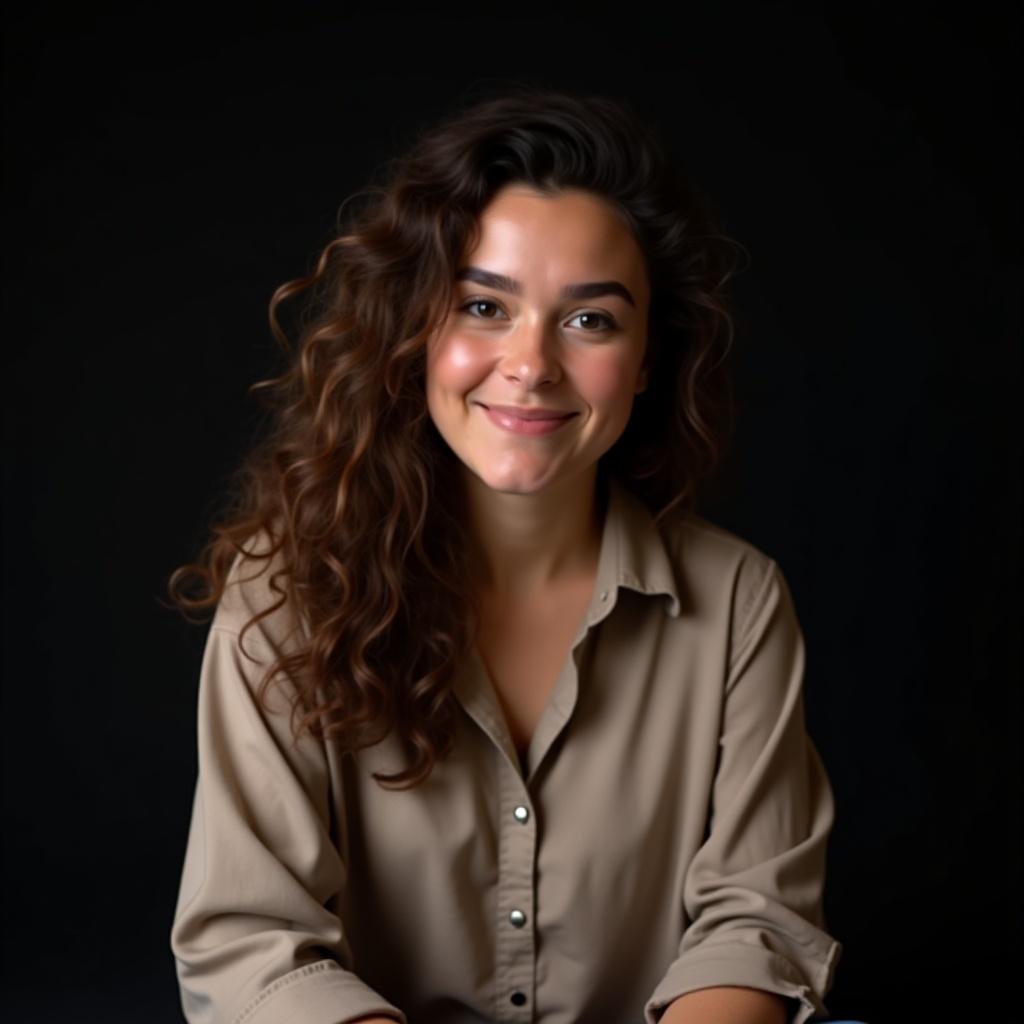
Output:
top-left (463, 186), bottom-right (648, 297)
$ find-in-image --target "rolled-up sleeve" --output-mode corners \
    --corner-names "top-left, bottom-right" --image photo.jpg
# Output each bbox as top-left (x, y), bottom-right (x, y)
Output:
top-left (170, 569), bottom-right (407, 1024)
top-left (645, 557), bottom-right (843, 1024)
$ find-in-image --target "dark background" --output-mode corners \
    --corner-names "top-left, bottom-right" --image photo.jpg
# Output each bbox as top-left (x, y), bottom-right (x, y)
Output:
top-left (3, 4), bottom-right (1020, 1022)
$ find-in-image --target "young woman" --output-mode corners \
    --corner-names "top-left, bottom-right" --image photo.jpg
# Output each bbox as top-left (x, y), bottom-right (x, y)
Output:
top-left (168, 87), bottom-right (844, 1024)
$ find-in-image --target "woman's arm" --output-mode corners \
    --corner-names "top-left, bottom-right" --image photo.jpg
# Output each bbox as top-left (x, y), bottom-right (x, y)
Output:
top-left (659, 985), bottom-right (789, 1024)
top-left (643, 557), bottom-right (842, 1024)
top-left (170, 546), bottom-right (408, 1024)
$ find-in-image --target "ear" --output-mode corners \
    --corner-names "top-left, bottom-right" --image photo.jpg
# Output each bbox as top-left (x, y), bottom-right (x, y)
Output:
top-left (635, 365), bottom-right (649, 394)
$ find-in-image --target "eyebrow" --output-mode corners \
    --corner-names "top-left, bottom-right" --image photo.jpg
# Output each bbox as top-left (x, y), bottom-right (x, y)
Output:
top-left (455, 265), bottom-right (636, 308)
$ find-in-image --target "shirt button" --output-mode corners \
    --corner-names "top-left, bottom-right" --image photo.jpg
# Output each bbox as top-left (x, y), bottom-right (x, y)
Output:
top-left (509, 909), bottom-right (527, 928)
top-left (513, 804), bottom-right (529, 823)
top-left (510, 991), bottom-right (527, 1006)
top-left (600, 589), bottom-right (608, 601)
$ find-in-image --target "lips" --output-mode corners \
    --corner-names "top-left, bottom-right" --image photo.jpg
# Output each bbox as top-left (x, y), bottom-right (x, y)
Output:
top-left (478, 404), bottom-right (576, 437)
top-left (478, 403), bottom-right (575, 421)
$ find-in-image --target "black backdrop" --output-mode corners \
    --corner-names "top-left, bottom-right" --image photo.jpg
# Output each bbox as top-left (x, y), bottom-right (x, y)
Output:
top-left (3, 4), bottom-right (1019, 1023)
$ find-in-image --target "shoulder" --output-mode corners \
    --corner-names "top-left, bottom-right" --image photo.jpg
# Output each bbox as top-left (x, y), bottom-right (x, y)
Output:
top-left (664, 511), bottom-right (777, 594)
top-left (657, 510), bottom-right (785, 648)
top-left (210, 527), bottom-right (307, 656)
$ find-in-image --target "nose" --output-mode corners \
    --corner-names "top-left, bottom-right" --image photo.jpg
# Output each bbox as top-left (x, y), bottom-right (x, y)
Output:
top-left (497, 315), bottom-right (563, 389)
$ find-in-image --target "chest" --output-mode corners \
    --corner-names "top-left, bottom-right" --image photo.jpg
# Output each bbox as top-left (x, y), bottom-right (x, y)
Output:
top-left (474, 579), bottom-right (595, 766)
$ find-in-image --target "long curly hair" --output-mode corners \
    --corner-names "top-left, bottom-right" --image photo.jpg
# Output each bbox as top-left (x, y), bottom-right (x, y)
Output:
top-left (165, 84), bottom-right (746, 791)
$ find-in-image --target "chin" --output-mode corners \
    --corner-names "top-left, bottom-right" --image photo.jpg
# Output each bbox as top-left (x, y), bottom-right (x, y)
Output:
top-left (481, 479), bottom-right (550, 495)
top-left (469, 467), bottom-right (557, 495)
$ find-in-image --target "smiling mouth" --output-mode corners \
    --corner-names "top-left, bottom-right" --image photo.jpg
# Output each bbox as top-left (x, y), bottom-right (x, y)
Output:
top-left (478, 404), bottom-right (577, 437)
top-left (477, 403), bottom-right (575, 420)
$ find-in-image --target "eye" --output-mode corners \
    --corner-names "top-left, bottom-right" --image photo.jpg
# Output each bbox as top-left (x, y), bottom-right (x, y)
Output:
top-left (458, 298), bottom-right (508, 320)
top-left (567, 311), bottom-right (619, 332)
top-left (458, 298), bottom-right (619, 333)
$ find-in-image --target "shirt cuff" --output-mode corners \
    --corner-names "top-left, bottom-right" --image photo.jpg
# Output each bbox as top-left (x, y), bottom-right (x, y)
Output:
top-left (643, 938), bottom-right (842, 1024)
top-left (229, 959), bottom-right (407, 1024)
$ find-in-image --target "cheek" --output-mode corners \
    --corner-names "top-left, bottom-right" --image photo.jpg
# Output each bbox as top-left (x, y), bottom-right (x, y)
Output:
top-left (427, 334), bottom-right (491, 398)
top-left (575, 353), bottom-right (639, 411)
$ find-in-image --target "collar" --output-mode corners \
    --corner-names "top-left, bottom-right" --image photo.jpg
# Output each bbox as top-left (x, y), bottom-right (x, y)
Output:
top-left (578, 470), bottom-right (683, 641)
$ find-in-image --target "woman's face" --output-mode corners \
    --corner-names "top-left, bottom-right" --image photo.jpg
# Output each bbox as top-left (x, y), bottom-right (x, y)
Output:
top-left (426, 184), bottom-right (650, 496)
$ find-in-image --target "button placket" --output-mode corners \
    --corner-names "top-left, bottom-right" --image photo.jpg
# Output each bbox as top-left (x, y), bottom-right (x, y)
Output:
top-left (495, 767), bottom-right (536, 1021)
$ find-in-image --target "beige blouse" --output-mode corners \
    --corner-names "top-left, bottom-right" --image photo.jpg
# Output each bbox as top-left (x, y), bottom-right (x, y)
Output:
top-left (170, 471), bottom-right (843, 1024)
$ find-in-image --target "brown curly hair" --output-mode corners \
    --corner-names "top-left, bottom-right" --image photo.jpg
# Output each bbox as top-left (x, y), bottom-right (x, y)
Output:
top-left (164, 83), bottom-right (746, 791)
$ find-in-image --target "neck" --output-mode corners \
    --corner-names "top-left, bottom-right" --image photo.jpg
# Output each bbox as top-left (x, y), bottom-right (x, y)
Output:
top-left (463, 463), bottom-right (605, 600)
